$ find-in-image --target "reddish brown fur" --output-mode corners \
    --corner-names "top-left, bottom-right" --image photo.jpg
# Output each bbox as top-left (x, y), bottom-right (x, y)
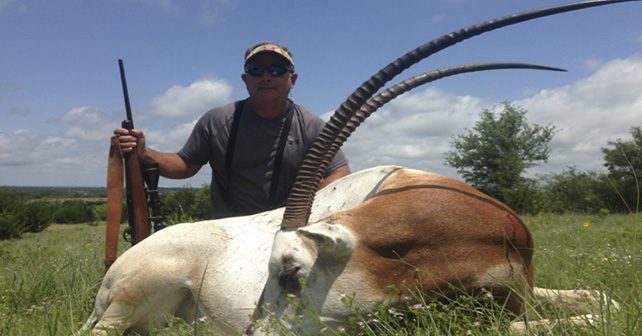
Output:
top-left (326, 170), bottom-right (534, 314)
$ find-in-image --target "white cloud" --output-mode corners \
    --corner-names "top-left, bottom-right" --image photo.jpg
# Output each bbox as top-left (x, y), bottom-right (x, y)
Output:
top-left (146, 119), bottom-right (198, 152)
top-left (62, 106), bottom-right (104, 125)
top-left (0, 0), bottom-right (27, 13)
top-left (0, 104), bottom-right (116, 185)
top-left (0, 0), bottom-right (13, 10)
top-left (0, 128), bottom-right (101, 186)
top-left (0, 130), bottom-right (79, 169)
top-left (519, 57), bottom-right (642, 174)
top-left (124, 0), bottom-right (237, 25)
top-left (579, 58), bottom-right (603, 71)
top-left (0, 77), bottom-right (231, 186)
top-left (341, 88), bottom-right (486, 174)
top-left (148, 78), bottom-right (232, 119)
top-left (61, 106), bottom-right (115, 141)
top-left (0, 0), bottom-right (18, 11)
top-left (132, 0), bottom-right (176, 11)
top-left (430, 13), bottom-right (447, 24)
top-left (63, 126), bottom-right (108, 141)
top-left (200, 0), bottom-right (237, 25)
top-left (342, 57), bottom-right (642, 179)
top-left (0, 129), bottom-right (36, 164)
top-left (40, 136), bottom-right (76, 147)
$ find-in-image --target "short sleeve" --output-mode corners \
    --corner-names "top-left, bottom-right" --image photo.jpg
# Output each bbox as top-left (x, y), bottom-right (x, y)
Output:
top-left (178, 114), bottom-right (213, 166)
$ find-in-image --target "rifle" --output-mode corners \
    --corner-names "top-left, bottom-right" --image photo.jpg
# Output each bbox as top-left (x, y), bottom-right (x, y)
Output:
top-left (104, 59), bottom-right (165, 270)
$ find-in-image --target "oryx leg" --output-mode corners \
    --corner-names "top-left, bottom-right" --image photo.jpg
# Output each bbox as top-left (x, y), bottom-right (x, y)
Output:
top-left (509, 287), bottom-right (620, 334)
top-left (86, 284), bottom-right (194, 335)
top-left (532, 287), bottom-right (620, 313)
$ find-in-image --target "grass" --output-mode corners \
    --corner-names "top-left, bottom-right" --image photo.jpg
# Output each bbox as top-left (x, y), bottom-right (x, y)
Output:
top-left (0, 213), bottom-right (640, 335)
top-left (524, 213), bottom-right (641, 336)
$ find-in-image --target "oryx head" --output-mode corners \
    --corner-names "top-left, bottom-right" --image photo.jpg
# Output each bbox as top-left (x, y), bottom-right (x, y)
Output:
top-left (250, 1), bottom-right (635, 334)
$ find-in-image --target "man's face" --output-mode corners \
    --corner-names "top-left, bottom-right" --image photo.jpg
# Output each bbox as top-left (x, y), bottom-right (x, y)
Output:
top-left (242, 53), bottom-right (297, 106)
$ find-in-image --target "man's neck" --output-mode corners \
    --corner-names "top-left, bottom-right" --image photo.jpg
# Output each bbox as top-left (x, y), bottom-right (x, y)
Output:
top-left (249, 99), bottom-right (289, 119)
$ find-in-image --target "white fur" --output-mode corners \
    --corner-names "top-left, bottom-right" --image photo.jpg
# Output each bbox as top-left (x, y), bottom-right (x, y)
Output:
top-left (78, 165), bottom-right (617, 335)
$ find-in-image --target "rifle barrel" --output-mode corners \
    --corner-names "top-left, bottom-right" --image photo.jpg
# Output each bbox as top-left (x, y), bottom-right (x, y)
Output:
top-left (118, 59), bottom-right (134, 129)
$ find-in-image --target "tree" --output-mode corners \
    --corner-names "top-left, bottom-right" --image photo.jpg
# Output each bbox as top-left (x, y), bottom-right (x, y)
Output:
top-left (0, 190), bottom-right (52, 239)
top-left (601, 126), bottom-right (642, 212)
top-left (0, 190), bottom-right (26, 239)
top-left (444, 102), bottom-right (555, 205)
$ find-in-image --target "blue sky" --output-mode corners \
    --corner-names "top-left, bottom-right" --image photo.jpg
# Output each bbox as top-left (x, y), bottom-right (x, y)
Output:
top-left (1, 0), bottom-right (641, 187)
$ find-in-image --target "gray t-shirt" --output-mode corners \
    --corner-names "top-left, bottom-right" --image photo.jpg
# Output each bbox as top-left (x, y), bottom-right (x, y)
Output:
top-left (178, 99), bottom-right (348, 218)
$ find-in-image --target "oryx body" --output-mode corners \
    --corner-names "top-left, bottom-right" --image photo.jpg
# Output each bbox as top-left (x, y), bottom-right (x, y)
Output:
top-left (79, 166), bottom-right (611, 335)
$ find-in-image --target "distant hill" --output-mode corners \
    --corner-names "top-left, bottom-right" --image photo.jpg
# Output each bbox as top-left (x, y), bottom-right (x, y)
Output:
top-left (0, 186), bottom-right (185, 200)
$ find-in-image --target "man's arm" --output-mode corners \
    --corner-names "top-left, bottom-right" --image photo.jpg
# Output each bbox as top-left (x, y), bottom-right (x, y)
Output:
top-left (319, 164), bottom-right (350, 189)
top-left (116, 128), bottom-right (201, 179)
top-left (145, 148), bottom-right (201, 179)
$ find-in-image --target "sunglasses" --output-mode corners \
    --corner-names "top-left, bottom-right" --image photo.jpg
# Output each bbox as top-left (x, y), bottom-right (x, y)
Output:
top-left (244, 63), bottom-right (294, 77)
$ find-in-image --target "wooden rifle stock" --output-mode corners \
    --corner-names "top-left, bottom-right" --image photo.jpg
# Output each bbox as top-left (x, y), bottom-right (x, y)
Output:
top-left (104, 60), bottom-right (151, 271)
top-left (123, 142), bottom-right (151, 244)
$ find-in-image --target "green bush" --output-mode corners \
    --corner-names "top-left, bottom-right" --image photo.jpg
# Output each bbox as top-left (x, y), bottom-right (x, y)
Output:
top-left (601, 126), bottom-right (642, 213)
top-left (92, 203), bottom-right (107, 221)
top-left (0, 190), bottom-right (21, 212)
top-left (593, 174), bottom-right (641, 213)
top-left (535, 166), bottom-right (639, 214)
top-left (501, 178), bottom-right (545, 214)
top-left (0, 211), bottom-right (25, 240)
top-left (51, 200), bottom-right (97, 224)
top-left (18, 201), bottom-right (53, 233)
top-left (1, 189), bottom-right (109, 239)
top-left (0, 190), bottom-right (29, 239)
top-left (162, 184), bottom-right (210, 224)
top-left (538, 167), bottom-right (606, 213)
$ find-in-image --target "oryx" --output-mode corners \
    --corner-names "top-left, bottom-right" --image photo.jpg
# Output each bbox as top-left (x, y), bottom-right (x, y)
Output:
top-left (77, 1), bottom-right (635, 334)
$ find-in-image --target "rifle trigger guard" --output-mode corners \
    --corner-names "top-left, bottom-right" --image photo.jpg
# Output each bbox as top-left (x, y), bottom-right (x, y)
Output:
top-left (123, 227), bottom-right (133, 243)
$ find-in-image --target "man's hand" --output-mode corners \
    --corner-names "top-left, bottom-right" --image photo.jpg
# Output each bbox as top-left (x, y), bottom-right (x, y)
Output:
top-left (114, 128), bottom-right (146, 156)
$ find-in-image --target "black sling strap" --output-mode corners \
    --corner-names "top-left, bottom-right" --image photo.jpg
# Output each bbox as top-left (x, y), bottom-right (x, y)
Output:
top-left (224, 100), bottom-right (295, 207)
top-left (223, 100), bottom-right (244, 202)
top-left (269, 102), bottom-right (295, 206)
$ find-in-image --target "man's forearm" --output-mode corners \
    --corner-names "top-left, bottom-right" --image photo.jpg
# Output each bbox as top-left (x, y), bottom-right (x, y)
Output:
top-left (145, 149), bottom-right (201, 179)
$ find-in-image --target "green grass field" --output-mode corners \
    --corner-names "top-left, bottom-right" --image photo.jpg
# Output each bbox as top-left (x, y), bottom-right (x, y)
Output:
top-left (0, 213), bottom-right (640, 335)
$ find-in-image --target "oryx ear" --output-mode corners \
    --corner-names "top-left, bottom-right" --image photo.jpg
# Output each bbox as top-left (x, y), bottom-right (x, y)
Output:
top-left (297, 222), bottom-right (356, 258)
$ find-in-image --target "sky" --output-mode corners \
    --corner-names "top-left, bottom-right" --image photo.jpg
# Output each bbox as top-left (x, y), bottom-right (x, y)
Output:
top-left (1, 0), bottom-right (641, 187)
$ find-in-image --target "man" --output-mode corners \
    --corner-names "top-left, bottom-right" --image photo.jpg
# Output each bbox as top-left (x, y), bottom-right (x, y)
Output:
top-left (115, 42), bottom-right (350, 218)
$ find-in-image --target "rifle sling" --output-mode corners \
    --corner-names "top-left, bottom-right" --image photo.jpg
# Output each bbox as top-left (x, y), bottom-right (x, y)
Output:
top-left (105, 136), bottom-right (124, 271)
top-left (105, 136), bottom-right (152, 270)
top-left (224, 101), bottom-right (244, 202)
top-left (224, 100), bottom-right (294, 208)
top-left (269, 102), bottom-right (294, 206)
